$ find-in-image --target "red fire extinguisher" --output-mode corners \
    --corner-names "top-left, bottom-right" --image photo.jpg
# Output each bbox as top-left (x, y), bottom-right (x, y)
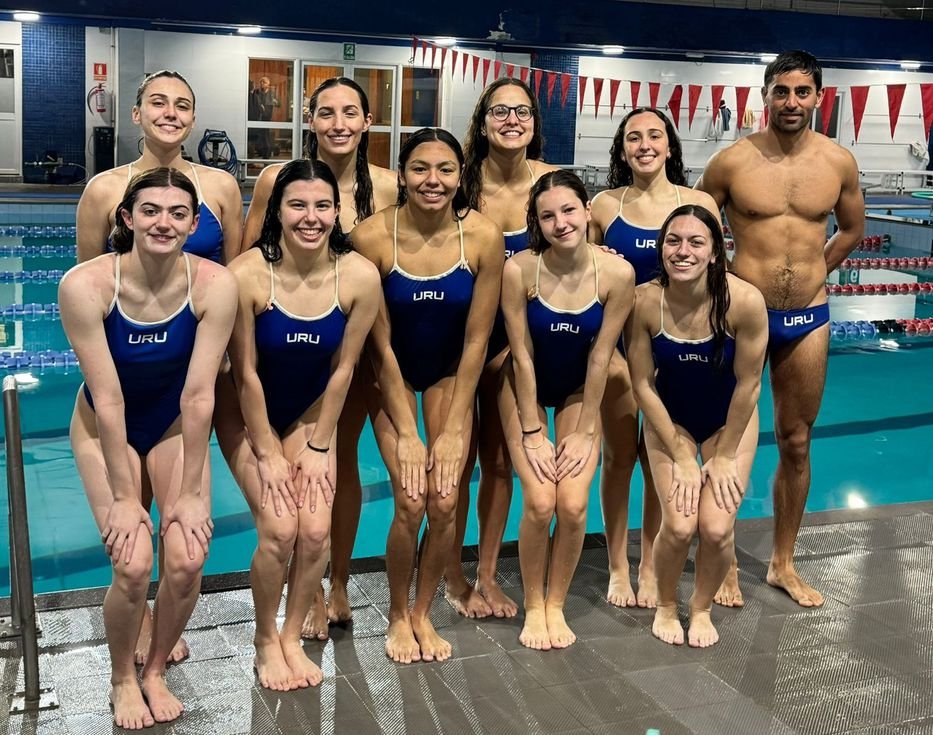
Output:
top-left (86, 83), bottom-right (109, 116)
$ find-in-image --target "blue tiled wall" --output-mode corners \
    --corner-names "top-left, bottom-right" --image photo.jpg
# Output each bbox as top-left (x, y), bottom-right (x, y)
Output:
top-left (22, 24), bottom-right (85, 170)
top-left (532, 52), bottom-right (578, 166)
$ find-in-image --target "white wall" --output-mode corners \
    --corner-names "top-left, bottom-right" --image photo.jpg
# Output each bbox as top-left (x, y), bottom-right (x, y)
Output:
top-left (84, 27), bottom-right (116, 176)
top-left (0, 22), bottom-right (22, 177)
top-left (575, 55), bottom-right (933, 175)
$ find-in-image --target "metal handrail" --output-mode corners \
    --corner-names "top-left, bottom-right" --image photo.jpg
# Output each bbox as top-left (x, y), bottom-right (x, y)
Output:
top-left (2, 375), bottom-right (57, 712)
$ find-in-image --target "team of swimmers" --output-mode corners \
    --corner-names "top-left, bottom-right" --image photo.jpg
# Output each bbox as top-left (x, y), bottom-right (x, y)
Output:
top-left (63, 49), bottom-right (863, 728)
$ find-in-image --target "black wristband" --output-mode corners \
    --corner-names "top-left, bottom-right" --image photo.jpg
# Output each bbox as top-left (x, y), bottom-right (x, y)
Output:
top-left (306, 441), bottom-right (329, 453)
top-left (521, 426), bottom-right (542, 435)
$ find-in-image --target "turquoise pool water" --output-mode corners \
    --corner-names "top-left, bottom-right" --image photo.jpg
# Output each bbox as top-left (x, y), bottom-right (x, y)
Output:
top-left (2, 222), bottom-right (932, 595)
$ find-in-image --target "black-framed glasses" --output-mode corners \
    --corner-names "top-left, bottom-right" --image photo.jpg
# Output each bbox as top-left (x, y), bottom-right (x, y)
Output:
top-left (486, 104), bottom-right (534, 122)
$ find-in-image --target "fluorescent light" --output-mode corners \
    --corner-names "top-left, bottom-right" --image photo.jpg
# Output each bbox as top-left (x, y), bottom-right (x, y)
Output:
top-left (13, 11), bottom-right (40, 21)
top-left (602, 46), bottom-right (625, 55)
top-left (900, 61), bottom-right (921, 70)
top-left (685, 52), bottom-right (705, 60)
top-left (434, 37), bottom-right (457, 47)
top-left (237, 25), bottom-right (262, 35)
top-left (760, 54), bottom-right (777, 63)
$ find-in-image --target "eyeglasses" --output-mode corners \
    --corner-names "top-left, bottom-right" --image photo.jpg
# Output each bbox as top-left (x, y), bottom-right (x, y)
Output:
top-left (486, 104), bottom-right (534, 122)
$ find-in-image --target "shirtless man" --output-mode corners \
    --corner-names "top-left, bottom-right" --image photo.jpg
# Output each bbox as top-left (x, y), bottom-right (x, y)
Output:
top-left (697, 50), bottom-right (863, 607)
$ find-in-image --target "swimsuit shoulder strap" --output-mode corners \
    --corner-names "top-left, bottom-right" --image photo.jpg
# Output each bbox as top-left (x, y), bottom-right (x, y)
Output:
top-left (659, 287), bottom-right (667, 333)
top-left (525, 159), bottom-right (535, 183)
top-left (187, 163), bottom-right (205, 199)
top-left (591, 246), bottom-right (601, 303)
top-left (332, 254), bottom-right (341, 307)
top-left (618, 187), bottom-right (628, 216)
top-left (534, 251), bottom-right (544, 293)
top-left (267, 259), bottom-right (276, 304)
top-left (108, 254), bottom-right (121, 313)
top-left (391, 207), bottom-right (400, 271)
top-left (675, 186), bottom-right (683, 206)
top-left (456, 217), bottom-right (467, 267)
top-left (183, 253), bottom-right (193, 304)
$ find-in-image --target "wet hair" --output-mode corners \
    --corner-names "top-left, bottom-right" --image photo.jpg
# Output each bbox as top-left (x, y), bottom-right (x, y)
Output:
top-left (656, 204), bottom-right (731, 366)
top-left (254, 158), bottom-right (352, 262)
top-left (607, 107), bottom-right (686, 188)
top-left (111, 167), bottom-right (199, 254)
top-left (395, 128), bottom-right (470, 220)
top-left (135, 70), bottom-right (196, 108)
top-left (526, 170), bottom-right (589, 254)
top-left (763, 50), bottom-right (823, 92)
top-left (305, 77), bottom-right (374, 225)
top-left (462, 78), bottom-right (545, 211)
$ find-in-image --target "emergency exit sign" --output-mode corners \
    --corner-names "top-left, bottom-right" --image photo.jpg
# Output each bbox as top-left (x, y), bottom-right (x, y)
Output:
top-left (343, 43), bottom-right (355, 61)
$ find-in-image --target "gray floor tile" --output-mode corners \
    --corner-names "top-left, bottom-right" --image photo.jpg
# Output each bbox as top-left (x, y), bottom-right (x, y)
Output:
top-left (170, 688), bottom-right (279, 735)
top-left (624, 663), bottom-right (742, 711)
top-left (508, 636), bottom-right (621, 687)
top-left (0, 709), bottom-right (69, 735)
top-left (256, 675), bottom-right (380, 735)
top-left (545, 675), bottom-right (659, 726)
top-left (434, 649), bottom-right (541, 701)
top-left (671, 697), bottom-right (800, 735)
top-left (589, 710), bottom-right (694, 735)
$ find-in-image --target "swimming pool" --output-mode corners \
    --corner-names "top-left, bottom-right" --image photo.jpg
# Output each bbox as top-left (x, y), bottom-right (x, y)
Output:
top-left (1, 219), bottom-right (932, 596)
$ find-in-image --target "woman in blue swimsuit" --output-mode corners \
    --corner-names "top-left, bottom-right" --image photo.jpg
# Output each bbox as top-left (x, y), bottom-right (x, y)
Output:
top-left (62, 168), bottom-right (237, 729)
top-left (627, 204), bottom-right (767, 649)
top-left (589, 107), bottom-right (720, 609)
top-left (499, 170), bottom-right (634, 650)
top-left (448, 78), bottom-right (560, 619)
top-left (224, 160), bottom-right (380, 691)
top-left (352, 128), bottom-right (503, 664)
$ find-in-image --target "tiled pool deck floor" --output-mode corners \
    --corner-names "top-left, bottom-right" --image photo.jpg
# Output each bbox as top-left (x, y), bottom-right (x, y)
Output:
top-left (2, 503), bottom-right (933, 735)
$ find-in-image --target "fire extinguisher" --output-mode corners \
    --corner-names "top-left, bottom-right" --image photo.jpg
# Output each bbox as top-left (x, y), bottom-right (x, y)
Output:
top-left (86, 83), bottom-right (110, 116)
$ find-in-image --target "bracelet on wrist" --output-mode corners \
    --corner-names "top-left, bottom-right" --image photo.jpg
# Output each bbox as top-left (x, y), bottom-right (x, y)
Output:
top-left (306, 441), bottom-right (329, 454)
top-left (521, 426), bottom-right (542, 436)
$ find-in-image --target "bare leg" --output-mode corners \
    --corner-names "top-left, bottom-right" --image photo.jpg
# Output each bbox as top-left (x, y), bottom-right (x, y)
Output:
top-left (767, 326), bottom-right (828, 607)
top-left (637, 437), bottom-right (661, 608)
top-left (599, 352), bottom-right (639, 608)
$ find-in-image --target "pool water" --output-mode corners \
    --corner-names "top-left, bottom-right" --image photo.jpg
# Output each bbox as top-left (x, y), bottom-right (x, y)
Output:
top-left (1, 228), bottom-right (933, 595)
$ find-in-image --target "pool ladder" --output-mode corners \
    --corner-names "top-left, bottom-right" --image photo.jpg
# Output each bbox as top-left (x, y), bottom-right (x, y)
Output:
top-left (1, 375), bottom-right (58, 713)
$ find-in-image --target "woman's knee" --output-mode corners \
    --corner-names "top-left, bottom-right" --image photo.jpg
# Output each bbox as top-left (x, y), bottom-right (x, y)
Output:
top-left (698, 519), bottom-right (734, 550)
top-left (256, 516), bottom-right (299, 562)
top-left (522, 494), bottom-right (556, 527)
top-left (296, 515), bottom-right (331, 557)
top-left (426, 493), bottom-right (457, 527)
top-left (555, 495), bottom-right (588, 528)
top-left (111, 551), bottom-right (153, 600)
top-left (161, 530), bottom-right (207, 586)
top-left (394, 495), bottom-right (427, 531)
top-left (660, 516), bottom-right (697, 547)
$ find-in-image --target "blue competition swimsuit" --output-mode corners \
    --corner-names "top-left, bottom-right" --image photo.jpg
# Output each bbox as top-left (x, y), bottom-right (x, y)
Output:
top-left (527, 247), bottom-right (605, 408)
top-left (255, 258), bottom-right (347, 435)
top-left (488, 160), bottom-right (536, 360)
top-left (602, 186), bottom-right (682, 286)
top-left (123, 163), bottom-right (225, 263)
top-left (383, 208), bottom-right (475, 393)
top-left (83, 254), bottom-right (199, 455)
top-left (766, 303), bottom-right (830, 355)
top-left (651, 289), bottom-right (737, 444)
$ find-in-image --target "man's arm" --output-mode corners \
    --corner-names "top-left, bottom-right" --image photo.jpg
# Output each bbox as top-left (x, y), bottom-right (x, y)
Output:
top-left (824, 151), bottom-right (864, 273)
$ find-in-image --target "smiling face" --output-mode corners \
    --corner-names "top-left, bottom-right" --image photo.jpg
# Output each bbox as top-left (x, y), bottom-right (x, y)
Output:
top-left (278, 178), bottom-right (339, 252)
top-left (132, 76), bottom-right (195, 148)
top-left (534, 185), bottom-right (591, 251)
top-left (623, 110), bottom-right (671, 180)
top-left (398, 140), bottom-right (462, 212)
top-left (483, 84), bottom-right (535, 154)
top-left (310, 83), bottom-right (372, 158)
top-left (121, 185), bottom-right (198, 254)
top-left (660, 214), bottom-right (715, 283)
top-left (763, 69), bottom-right (823, 134)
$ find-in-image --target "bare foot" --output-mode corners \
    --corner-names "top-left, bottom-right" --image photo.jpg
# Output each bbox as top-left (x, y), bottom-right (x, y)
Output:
top-left (606, 571), bottom-right (637, 608)
top-left (253, 639), bottom-right (295, 691)
top-left (714, 559), bottom-right (744, 608)
top-left (688, 608), bottom-right (720, 648)
top-left (282, 640), bottom-right (324, 688)
top-left (651, 604), bottom-right (685, 646)
top-left (135, 610), bottom-right (190, 665)
top-left (300, 587), bottom-right (329, 641)
top-left (444, 579), bottom-right (493, 619)
top-left (519, 607), bottom-right (551, 651)
top-left (140, 673), bottom-right (184, 723)
top-left (411, 615), bottom-right (452, 662)
top-left (385, 618), bottom-right (421, 664)
top-left (111, 680), bottom-right (154, 730)
top-left (767, 563), bottom-right (824, 607)
top-left (476, 578), bottom-right (518, 618)
top-left (326, 580), bottom-right (353, 624)
top-left (637, 566), bottom-right (658, 609)
top-left (545, 605), bottom-right (576, 649)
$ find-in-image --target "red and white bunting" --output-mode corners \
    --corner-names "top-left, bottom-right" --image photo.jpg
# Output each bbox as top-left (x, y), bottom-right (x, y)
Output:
top-left (579, 76), bottom-right (588, 114)
top-left (609, 79), bottom-right (622, 118)
top-left (560, 73), bottom-right (572, 108)
top-left (472, 55), bottom-right (480, 84)
top-left (546, 71), bottom-right (558, 105)
top-left (850, 86), bottom-right (870, 141)
top-left (494, 60), bottom-right (502, 80)
top-left (648, 82), bottom-right (660, 109)
top-left (630, 80), bottom-right (641, 108)
top-left (886, 83), bottom-right (906, 139)
top-left (461, 50), bottom-right (469, 82)
top-left (411, 37), bottom-right (418, 64)
top-left (430, 43), bottom-right (437, 69)
top-left (482, 58), bottom-right (491, 87)
top-left (687, 84), bottom-right (702, 128)
top-left (450, 49), bottom-right (458, 77)
top-left (735, 87), bottom-right (751, 131)
top-left (533, 69), bottom-right (543, 97)
top-left (506, 63), bottom-right (514, 78)
top-left (593, 78), bottom-right (604, 118)
top-left (921, 84), bottom-right (933, 138)
top-left (820, 87), bottom-right (837, 137)
top-left (667, 84), bottom-right (683, 128)
top-left (711, 85), bottom-right (725, 123)
top-left (440, 47), bottom-right (447, 72)
top-left (520, 66), bottom-right (529, 83)
top-left (419, 39), bottom-right (428, 66)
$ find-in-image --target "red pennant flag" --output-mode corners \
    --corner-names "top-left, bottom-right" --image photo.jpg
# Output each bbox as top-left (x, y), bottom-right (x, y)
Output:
top-left (505, 63), bottom-right (514, 78)
top-left (482, 58), bottom-right (491, 87)
top-left (819, 87), bottom-right (837, 136)
top-left (850, 86), bottom-right (870, 141)
top-left (450, 50), bottom-right (458, 77)
top-left (440, 47), bottom-right (447, 72)
top-left (430, 43), bottom-right (437, 69)
top-left (461, 51), bottom-right (469, 82)
top-left (494, 60), bottom-right (502, 80)
top-left (534, 69), bottom-right (543, 97)
top-left (649, 82), bottom-right (660, 108)
top-left (711, 85), bottom-right (725, 123)
top-left (886, 84), bottom-right (906, 139)
top-left (667, 85), bottom-right (683, 128)
top-left (609, 79), bottom-right (622, 118)
top-left (411, 37), bottom-right (418, 64)
top-left (630, 81), bottom-right (641, 108)
top-left (921, 84), bottom-right (933, 139)
top-left (560, 73), bottom-right (572, 108)
top-left (735, 87), bottom-right (751, 131)
top-left (546, 72), bottom-right (557, 105)
top-left (419, 39), bottom-right (428, 66)
top-left (593, 78), bottom-right (604, 118)
top-left (520, 66), bottom-right (529, 83)
top-left (687, 84), bottom-right (702, 128)
top-left (578, 76), bottom-right (588, 114)
top-left (472, 55), bottom-right (480, 84)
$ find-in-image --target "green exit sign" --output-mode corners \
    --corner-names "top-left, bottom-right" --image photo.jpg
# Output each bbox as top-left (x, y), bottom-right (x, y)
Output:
top-left (343, 43), bottom-right (356, 61)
